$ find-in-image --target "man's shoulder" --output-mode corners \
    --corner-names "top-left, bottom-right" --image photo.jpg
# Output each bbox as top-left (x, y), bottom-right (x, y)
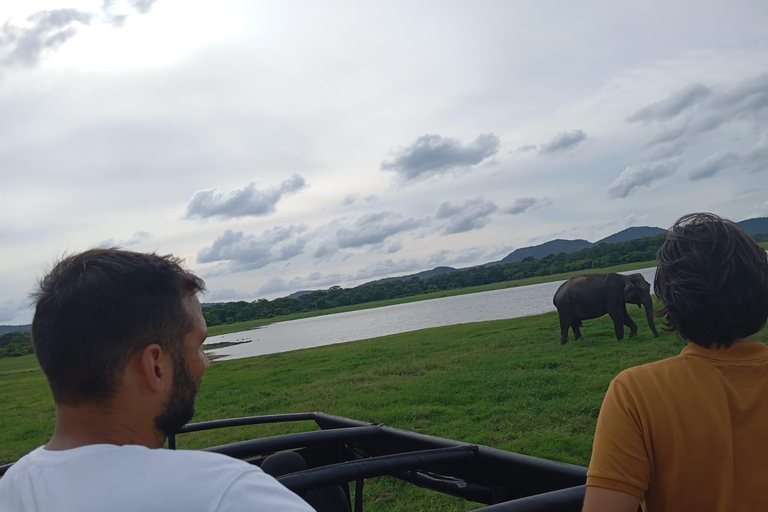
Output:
top-left (7, 445), bottom-right (258, 482)
top-left (125, 446), bottom-right (258, 476)
top-left (613, 353), bottom-right (689, 389)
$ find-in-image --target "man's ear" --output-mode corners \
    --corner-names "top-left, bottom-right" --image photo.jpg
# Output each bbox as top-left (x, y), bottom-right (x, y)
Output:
top-left (132, 343), bottom-right (170, 393)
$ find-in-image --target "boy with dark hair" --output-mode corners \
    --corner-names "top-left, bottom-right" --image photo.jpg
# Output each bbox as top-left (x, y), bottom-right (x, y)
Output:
top-left (0, 249), bottom-right (314, 512)
top-left (582, 213), bottom-right (768, 512)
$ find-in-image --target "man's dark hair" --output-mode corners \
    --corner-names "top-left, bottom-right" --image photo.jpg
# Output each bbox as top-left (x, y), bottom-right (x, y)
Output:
top-left (31, 248), bottom-right (205, 405)
top-left (654, 213), bottom-right (768, 348)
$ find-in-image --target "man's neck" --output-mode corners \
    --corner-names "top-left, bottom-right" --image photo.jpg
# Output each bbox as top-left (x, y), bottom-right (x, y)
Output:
top-left (46, 403), bottom-right (165, 451)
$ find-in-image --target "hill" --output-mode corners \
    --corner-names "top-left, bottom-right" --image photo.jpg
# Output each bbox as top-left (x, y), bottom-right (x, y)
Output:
top-left (0, 325), bottom-right (30, 336)
top-left (595, 226), bottom-right (665, 244)
top-left (497, 239), bottom-right (592, 265)
top-left (286, 290), bottom-right (319, 299)
top-left (365, 266), bottom-right (458, 285)
top-left (737, 217), bottom-right (768, 236)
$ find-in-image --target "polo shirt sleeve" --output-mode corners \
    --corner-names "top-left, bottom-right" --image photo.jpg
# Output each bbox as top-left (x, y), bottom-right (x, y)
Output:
top-left (586, 377), bottom-right (650, 498)
top-left (215, 469), bottom-right (316, 512)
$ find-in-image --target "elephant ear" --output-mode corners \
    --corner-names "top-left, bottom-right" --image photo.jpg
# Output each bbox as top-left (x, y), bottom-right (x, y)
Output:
top-left (623, 280), bottom-right (636, 301)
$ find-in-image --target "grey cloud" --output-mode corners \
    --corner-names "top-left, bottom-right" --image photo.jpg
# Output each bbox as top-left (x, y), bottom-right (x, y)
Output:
top-left (628, 83), bottom-right (712, 123)
top-left (741, 140), bottom-right (768, 173)
top-left (515, 144), bottom-right (537, 153)
top-left (313, 240), bottom-right (339, 260)
top-left (341, 194), bottom-right (357, 206)
top-left (1, 2), bottom-right (161, 68)
top-left (385, 240), bottom-right (403, 253)
top-left (424, 244), bottom-right (513, 268)
top-left (101, 0), bottom-right (159, 25)
top-left (380, 133), bottom-right (499, 182)
top-left (624, 214), bottom-right (648, 227)
top-left (258, 272), bottom-right (346, 295)
top-left (607, 159), bottom-right (681, 198)
top-left (539, 130), bottom-right (587, 154)
top-left (689, 150), bottom-right (740, 180)
top-left (185, 174), bottom-right (306, 220)
top-left (128, 0), bottom-right (159, 15)
top-left (197, 225), bottom-right (308, 273)
top-left (435, 197), bottom-right (497, 235)
top-left (0, 299), bottom-right (29, 323)
top-left (643, 75), bottom-right (768, 151)
top-left (690, 141), bottom-right (768, 180)
top-left (335, 211), bottom-right (424, 249)
top-left (354, 258), bottom-right (422, 280)
top-left (503, 197), bottom-right (552, 215)
top-left (0, 9), bottom-right (93, 68)
top-left (97, 230), bottom-right (152, 248)
top-left (124, 231), bottom-right (152, 246)
top-left (204, 288), bottom-right (242, 302)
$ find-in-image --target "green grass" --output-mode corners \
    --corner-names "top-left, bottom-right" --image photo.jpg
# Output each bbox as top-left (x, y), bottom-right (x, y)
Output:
top-left (5, 300), bottom-right (764, 510)
top-left (760, 241), bottom-right (768, 249)
top-left (208, 260), bottom-right (657, 336)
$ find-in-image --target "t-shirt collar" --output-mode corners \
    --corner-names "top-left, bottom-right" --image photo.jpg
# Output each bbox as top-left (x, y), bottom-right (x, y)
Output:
top-left (681, 340), bottom-right (768, 361)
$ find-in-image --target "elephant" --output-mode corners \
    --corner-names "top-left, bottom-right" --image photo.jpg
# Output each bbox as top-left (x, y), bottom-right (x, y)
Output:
top-left (553, 272), bottom-right (660, 344)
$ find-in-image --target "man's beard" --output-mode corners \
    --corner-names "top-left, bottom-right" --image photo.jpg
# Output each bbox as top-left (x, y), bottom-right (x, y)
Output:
top-left (155, 353), bottom-right (200, 438)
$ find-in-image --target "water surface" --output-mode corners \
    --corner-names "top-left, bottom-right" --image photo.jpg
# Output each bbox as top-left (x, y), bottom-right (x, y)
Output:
top-left (204, 267), bottom-right (657, 361)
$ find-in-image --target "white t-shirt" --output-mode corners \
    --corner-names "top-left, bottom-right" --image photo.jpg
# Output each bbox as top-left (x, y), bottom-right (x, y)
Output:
top-left (0, 444), bottom-right (316, 512)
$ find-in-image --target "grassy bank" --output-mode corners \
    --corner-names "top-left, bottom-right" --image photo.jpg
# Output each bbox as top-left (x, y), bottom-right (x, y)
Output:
top-left (4, 302), bottom-right (764, 510)
top-left (208, 259), bottom-right (656, 336)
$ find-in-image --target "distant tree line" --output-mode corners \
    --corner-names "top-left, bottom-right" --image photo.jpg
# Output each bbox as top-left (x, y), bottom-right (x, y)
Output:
top-left (203, 234), bottom-right (667, 327)
top-left (0, 331), bottom-right (33, 359)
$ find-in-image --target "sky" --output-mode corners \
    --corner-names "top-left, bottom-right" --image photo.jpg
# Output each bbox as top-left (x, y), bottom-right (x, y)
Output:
top-left (1, 0), bottom-right (767, 324)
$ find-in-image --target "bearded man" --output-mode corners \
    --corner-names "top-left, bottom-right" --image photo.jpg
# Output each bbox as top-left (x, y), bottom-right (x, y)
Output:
top-left (0, 249), bottom-right (314, 512)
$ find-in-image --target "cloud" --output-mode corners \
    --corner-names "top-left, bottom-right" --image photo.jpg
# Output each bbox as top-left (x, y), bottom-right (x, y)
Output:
top-left (380, 133), bottom-right (500, 182)
top-left (97, 230), bottom-right (152, 248)
top-left (185, 174), bottom-right (306, 220)
top-left (515, 144), bottom-right (537, 153)
top-left (354, 258), bottom-right (423, 280)
top-left (689, 150), bottom-right (740, 180)
top-left (539, 130), bottom-right (587, 154)
top-left (0, 9), bottom-right (93, 68)
top-left (624, 214), bottom-right (648, 227)
top-left (0, 299), bottom-right (29, 323)
top-left (740, 140), bottom-right (768, 174)
top-left (628, 83), bottom-right (712, 123)
top-left (341, 194), bottom-right (357, 206)
top-left (257, 271), bottom-right (346, 295)
top-left (435, 197), bottom-right (497, 235)
top-left (1, 2), bottom-right (162, 69)
top-left (424, 244), bottom-right (513, 268)
top-left (203, 288), bottom-right (243, 302)
top-left (607, 159), bottom-right (681, 198)
top-left (503, 197), bottom-right (552, 215)
top-left (197, 225), bottom-right (309, 273)
top-left (335, 211), bottom-right (425, 249)
top-left (641, 75), bottom-right (768, 151)
top-left (690, 140), bottom-right (768, 180)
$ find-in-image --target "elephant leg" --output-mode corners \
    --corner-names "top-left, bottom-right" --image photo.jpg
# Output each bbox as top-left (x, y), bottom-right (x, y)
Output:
top-left (623, 307), bottom-right (638, 338)
top-left (608, 309), bottom-right (625, 340)
top-left (571, 320), bottom-right (583, 341)
top-left (558, 313), bottom-right (570, 345)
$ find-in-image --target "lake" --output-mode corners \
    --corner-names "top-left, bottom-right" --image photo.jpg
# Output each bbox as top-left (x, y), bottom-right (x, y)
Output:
top-left (204, 267), bottom-right (657, 361)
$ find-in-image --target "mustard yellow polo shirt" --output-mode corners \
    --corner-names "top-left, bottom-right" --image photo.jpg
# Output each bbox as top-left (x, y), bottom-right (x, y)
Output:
top-left (587, 340), bottom-right (768, 511)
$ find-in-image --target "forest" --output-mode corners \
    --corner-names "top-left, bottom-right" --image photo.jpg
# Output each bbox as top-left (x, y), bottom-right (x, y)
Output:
top-left (202, 234), bottom-right (667, 327)
top-left (0, 331), bottom-right (33, 359)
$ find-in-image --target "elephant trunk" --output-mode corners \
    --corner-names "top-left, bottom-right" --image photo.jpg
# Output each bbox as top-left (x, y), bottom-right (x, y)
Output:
top-left (643, 294), bottom-right (660, 338)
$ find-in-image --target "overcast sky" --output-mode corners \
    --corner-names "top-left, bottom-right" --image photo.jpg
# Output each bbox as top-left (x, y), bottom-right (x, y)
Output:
top-left (1, 0), bottom-right (767, 324)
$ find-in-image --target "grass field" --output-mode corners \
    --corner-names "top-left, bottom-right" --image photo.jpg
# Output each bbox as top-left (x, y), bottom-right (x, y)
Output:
top-left (4, 298), bottom-right (766, 511)
top-left (208, 259), bottom-right (657, 336)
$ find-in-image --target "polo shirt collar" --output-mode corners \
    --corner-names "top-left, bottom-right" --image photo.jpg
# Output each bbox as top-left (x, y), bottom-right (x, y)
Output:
top-left (681, 340), bottom-right (768, 361)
